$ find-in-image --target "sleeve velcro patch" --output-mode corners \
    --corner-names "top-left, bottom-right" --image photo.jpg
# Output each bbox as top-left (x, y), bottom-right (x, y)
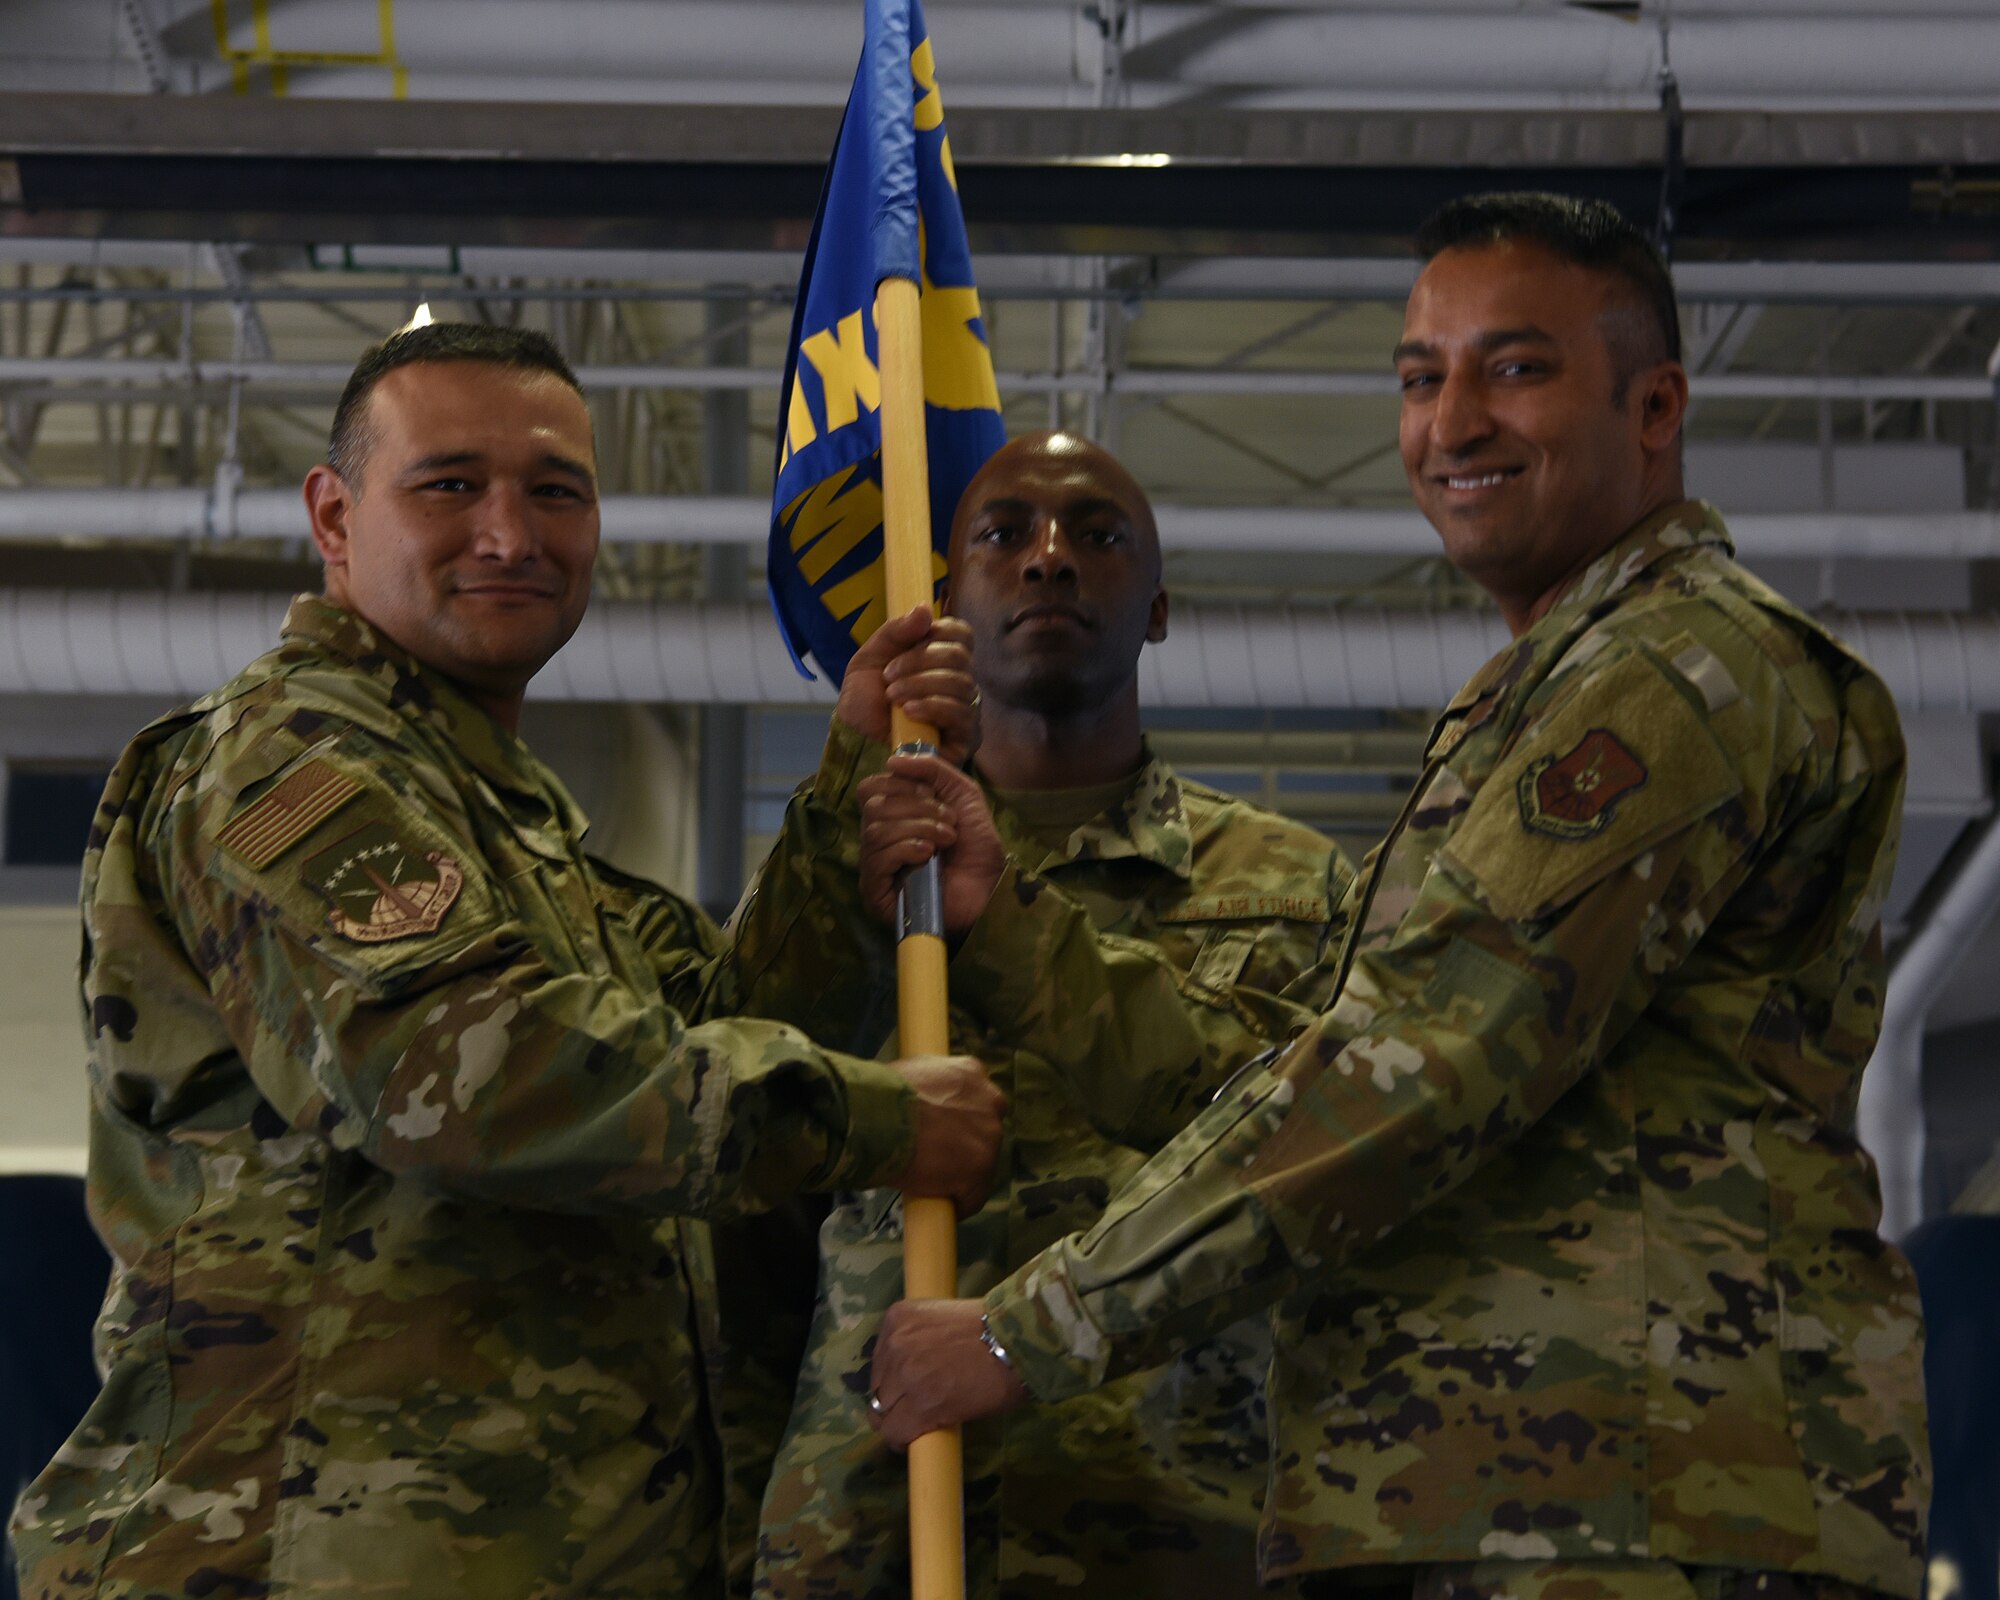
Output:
top-left (215, 757), bottom-right (363, 868)
top-left (301, 821), bottom-right (465, 943)
top-left (1517, 728), bottom-right (1648, 840)
top-left (1440, 650), bottom-right (1740, 923)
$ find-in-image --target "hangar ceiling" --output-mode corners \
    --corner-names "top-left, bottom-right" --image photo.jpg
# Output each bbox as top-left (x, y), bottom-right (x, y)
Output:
top-left (0, 0), bottom-right (1996, 948)
top-left (1, 0), bottom-right (1997, 1211)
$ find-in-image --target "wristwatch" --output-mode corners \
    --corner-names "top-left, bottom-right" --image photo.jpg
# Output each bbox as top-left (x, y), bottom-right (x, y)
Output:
top-left (979, 1312), bottom-right (1012, 1371)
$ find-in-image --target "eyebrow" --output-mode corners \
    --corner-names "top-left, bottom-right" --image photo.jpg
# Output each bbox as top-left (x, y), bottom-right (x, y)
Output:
top-left (1393, 326), bottom-right (1558, 364)
top-left (401, 451), bottom-right (482, 476)
top-left (400, 450), bottom-right (596, 484)
top-left (539, 452), bottom-right (597, 485)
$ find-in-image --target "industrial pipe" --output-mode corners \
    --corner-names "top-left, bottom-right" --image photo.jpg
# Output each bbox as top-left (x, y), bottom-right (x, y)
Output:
top-left (7, 591), bottom-right (2000, 713)
top-left (3, 492), bottom-right (1998, 562)
top-left (189, 3), bottom-right (2000, 110)
top-left (1861, 810), bottom-right (2000, 1239)
top-left (0, 356), bottom-right (1988, 406)
top-left (9, 242), bottom-right (2000, 308)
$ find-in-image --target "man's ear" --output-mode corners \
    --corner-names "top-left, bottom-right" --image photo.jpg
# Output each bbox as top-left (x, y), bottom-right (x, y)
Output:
top-left (1146, 587), bottom-right (1169, 645)
top-left (1638, 362), bottom-right (1690, 451)
top-left (303, 465), bottom-right (354, 583)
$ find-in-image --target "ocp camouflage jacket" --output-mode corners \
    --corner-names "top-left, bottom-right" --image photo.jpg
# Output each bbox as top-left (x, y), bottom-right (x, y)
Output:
top-left (10, 597), bottom-right (918, 1600)
top-left (749, 723), bottom-right (1350, 1600)
top-left (943, 504), bottom-right (1928, 1594)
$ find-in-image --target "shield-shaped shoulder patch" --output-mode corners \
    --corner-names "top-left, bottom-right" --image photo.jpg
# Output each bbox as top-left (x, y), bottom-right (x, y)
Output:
top-left (1517, 728), bottom-right (1648, 841)
top-left (301, 820), bottom-right (465, 943)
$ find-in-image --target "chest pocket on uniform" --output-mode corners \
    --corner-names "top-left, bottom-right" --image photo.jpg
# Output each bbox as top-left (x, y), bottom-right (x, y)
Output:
top-left (1160, 894), bottom-right (1331, 1003)
top-left (1189, 925), bottom-right (1258, 995)
top-left (472, 780), bottom-right (615, 978)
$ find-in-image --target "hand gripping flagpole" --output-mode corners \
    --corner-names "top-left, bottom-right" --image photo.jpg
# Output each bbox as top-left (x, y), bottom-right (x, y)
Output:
top-left (875, 272), bottom-right (967, 1600)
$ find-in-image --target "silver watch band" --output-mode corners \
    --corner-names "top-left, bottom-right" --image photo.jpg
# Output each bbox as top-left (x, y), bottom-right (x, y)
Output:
top-left (979, 1312), bottom-right (1012, 1370)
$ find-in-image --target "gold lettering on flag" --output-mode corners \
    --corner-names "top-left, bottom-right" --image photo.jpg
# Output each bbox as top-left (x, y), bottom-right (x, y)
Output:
top-left (800, 310), bottom-right (883, 432)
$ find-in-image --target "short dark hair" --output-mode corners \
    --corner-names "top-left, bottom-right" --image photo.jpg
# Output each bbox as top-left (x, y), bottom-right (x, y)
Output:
top-left (326, 322), bottom-right (584, 486)
top-left (1415, 192), bottom-right (1682, 394)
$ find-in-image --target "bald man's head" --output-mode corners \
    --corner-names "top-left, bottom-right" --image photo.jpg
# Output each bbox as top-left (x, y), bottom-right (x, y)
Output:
top-left (944, 430), bottom-right (1167, 720)
top-left (949, 431), bottom-right (1161, 581)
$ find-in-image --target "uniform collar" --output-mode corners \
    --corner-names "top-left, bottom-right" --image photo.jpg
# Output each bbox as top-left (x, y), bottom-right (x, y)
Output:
top-left (279, 596), bottom-right (584, 829)
top-left (992, 745), bottom-right (1195, 882)
top-left (1424, 502), bottom-right (1731, 762)
top-left (1538, 498), bottom-right (1733, 626)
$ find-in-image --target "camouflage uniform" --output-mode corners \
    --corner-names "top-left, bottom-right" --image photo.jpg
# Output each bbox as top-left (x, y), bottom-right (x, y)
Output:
top-left (9, 597), bottom-right (923, 1600)
top-left (940, 505), bottom-right (1929, 1597)
top-left (748, 721), bottom-right (1351, 1600)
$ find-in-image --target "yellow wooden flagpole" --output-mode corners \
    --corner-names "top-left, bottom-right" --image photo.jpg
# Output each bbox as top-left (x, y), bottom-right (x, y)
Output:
top-left (873, 273), bottom-right (966, 1600)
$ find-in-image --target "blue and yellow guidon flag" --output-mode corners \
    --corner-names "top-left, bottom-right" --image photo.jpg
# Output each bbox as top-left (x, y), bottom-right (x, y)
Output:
top-left (767, 0), bottom-right (1006, 681)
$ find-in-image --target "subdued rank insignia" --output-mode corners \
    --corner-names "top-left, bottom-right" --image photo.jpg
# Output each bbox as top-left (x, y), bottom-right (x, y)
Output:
top-left (1517, 728), bottom-right (1648, 841)
top-left (216, 758), bottom-right (363, 868)
top-left (301, 821), bottom-right (464, 943)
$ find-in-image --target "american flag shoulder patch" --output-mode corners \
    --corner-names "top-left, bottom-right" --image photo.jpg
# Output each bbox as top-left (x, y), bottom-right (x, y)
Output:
top-left (216, 758), bottom-right (365, 869)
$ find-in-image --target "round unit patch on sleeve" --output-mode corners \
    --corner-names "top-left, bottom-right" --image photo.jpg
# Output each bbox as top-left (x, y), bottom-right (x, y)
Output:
top-left (301, 820), bottom-right (465, 943)
top-left (1517, 729), bottom-right (1648, 841)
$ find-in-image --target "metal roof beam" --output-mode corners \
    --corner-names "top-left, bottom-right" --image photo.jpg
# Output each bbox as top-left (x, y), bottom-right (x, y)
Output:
top-left (1, 488), bottom-right (1995, 561)
top-left (6, 94), bottom-right (1997, 168)
top-left (0, 355), bottom-right (1989, 406)
top-left (4, 95), bottom-right (1996, 261)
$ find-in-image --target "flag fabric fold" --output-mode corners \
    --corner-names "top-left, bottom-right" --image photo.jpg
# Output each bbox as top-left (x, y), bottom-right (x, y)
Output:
top-left (767, 0), bottom-right (1006, 682)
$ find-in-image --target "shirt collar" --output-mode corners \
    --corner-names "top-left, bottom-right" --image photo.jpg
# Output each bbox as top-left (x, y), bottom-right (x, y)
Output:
top-left (992, 746), bottom-right (1195, 881)
top-left (1539, 498), bottom-right (1733, 624)
top-left (279, 596), bottom-right (583, 827)
top-left (1423, 501), bottom-right (1731, 762)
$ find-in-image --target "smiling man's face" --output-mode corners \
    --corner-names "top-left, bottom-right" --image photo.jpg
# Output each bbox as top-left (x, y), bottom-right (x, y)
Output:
top-left (1395, 238), bottom-right (1667, 622)
top-left (944, 431), bottom-right (1166, 720)
top-left (306, 360), bottom-right (599, 722)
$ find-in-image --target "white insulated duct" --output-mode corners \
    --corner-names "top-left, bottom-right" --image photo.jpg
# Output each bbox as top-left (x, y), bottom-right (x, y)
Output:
top-left (1150, 13), bottom-right (2000, 107)
top-left (1140, 602), bottom-right (1510, 710)
top-left (0, 357), bottom-right (1988, 407)
top-left (203, 1), bottom-right (1087, 88)
top-left (188, 2), bottom-right (2000, 110)
top-left (0, 489), bottom-right (771, 546)
top-left (0, 590), bottom-right (840, 706)
top-left (7, 591), bottom-right (2000, 713)
top-left (3, 492), bottom-right (1999, 562)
